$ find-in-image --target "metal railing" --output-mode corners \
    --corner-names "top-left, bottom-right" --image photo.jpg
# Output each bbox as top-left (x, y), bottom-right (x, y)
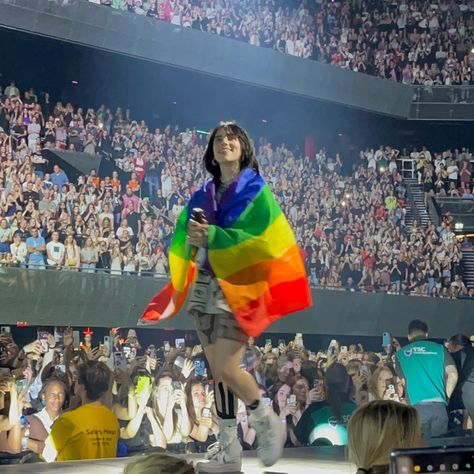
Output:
top-left (412, 85), bottom-right (474, 104)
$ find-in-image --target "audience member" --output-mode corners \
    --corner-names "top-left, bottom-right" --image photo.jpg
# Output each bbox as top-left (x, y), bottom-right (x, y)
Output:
top-left (43, 360), bottom-right (119, 462)
top-left (348, 400), bottom-right (422, 474)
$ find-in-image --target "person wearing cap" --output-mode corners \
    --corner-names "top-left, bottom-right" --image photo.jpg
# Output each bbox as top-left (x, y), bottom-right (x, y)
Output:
top-left (395, 319), bottom-right (458, 439)
top-left (446, 334), bottom-right (474, 426)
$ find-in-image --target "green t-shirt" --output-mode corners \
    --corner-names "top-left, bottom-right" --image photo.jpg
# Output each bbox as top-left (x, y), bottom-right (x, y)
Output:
top-left (396, 339), bottom-right (454, 406)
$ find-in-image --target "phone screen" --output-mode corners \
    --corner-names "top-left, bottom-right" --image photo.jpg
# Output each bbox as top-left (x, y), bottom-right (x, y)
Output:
top-left (174, 355), bottom-right (185, 370)
top-left (136, 376), bottom-right (151, 395)
top-left (194, 359), bottom-right (205, 376)
top-left (38, 330), bottom-right (49, 352)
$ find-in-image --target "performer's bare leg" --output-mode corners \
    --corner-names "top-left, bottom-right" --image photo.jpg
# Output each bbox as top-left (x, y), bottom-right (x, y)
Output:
top-left (196, 338), bottom-right (283, 473)
top-left (204, 339), bottom-right (260, 405)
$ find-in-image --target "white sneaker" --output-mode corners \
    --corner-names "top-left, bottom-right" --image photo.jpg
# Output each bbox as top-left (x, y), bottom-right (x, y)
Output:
top-left (195, 433), bottom-right (242, 473)
top-left (249, 409), bottom-right (284, 467)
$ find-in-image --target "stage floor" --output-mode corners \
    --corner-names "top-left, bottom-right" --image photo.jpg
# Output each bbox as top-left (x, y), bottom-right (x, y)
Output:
top-left (1, 447), bottom-right (355, 473)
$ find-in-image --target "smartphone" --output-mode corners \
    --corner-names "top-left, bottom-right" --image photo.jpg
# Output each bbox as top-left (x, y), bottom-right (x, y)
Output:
top-left (174, 355), bottom-right (185, 370)
top-left (114, 352), bottom-right (127, 372)
top-left (382, 331), bottom-right (392, 347)
top-left (201, 407), bottom-right (212, 418)
top-left (73, 331), bottom-right (80, 348)
top-left (327, 346), bottom-right (336, 356)
top-left (261, 397), bottom-right (271, 407)
top-left (172, 381), bottom-right (182, 390)
top-left (149, 346), bottom-right (157, 360)
top-left (385, 378), bottom-right (396, 393)
top-left (278, 339), bottom-right (285, 347)
top-left (341, 346), bottom-right (348, 353)
top-left (207, 379), bottom-right (215, 391)
top-left (295, 333), bottom-right (304, 348)
top-left (37, 330), bottom-right (49, 352)
top-left (194, 358), bottom-right (205, 376)
top-left (1, 326), bottom-right (11, 336)
top-left (54, 364), bottom-right (66, 373)
top-left (288, 394), bottom-right (297, 407)
top-left (272, 348), bottom-right (280, 355)
top-left (103, 336), bottom-right (113, 355)
top-left (313, 378), bottom-right (323, 389)
top-left (390, 445), bottom-right (474, 473)
top-left (136, 375), bottom-right (151, 395)
top-left (163, 341), bottom-right (170, 352)
top-left (265, 339), bottom-right (272, 346)
top-left (54, 327), bottom-right (63, 348)
top-left (175, 338), bottom-right (185, 349)
top-left (123, 345), bottom-right (131, 359)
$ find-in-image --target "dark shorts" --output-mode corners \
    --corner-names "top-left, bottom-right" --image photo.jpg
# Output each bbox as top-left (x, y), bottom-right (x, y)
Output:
top-left (187, 270), bottom-right (247, 347)
top-left (191, 310), bottom-right (248, 347)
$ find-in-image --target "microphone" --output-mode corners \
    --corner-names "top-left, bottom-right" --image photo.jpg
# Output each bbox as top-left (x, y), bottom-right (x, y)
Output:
top-left (190, 208), bottom-right (206, 267)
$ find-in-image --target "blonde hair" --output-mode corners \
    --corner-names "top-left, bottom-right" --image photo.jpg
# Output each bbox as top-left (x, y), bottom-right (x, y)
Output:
top-left (348, 400), bottom-right (420, 472)
top-left (123, 453), bottom-right (195, 474)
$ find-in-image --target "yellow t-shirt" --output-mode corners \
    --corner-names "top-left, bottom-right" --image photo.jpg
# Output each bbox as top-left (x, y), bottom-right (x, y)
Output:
top-left (49, 403), bottom-right (119, 461)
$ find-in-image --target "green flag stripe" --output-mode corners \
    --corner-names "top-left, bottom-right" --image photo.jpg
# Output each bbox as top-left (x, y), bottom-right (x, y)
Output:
top-left (169, 206), bottom-right (189, 259)
top-left (208, 185), bottom-right (282, 250)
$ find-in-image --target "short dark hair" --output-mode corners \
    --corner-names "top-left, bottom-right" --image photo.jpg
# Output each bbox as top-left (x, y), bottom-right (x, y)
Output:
top-left (448, 334), bottom-right (470, 347)
top-left (408, 319), bottom-right (428, 336)
top-left (203, 122), bottom-right (259, 184)
top-left (77, 360), bottom-right (111, 402)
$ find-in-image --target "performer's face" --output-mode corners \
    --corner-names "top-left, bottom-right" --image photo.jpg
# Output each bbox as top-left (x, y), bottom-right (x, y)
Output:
top-left (213, 128), bottom-right (242, 166)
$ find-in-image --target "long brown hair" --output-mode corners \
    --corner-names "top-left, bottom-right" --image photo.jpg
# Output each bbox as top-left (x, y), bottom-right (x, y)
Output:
top-left (203, 122), bottom-right (259, 184)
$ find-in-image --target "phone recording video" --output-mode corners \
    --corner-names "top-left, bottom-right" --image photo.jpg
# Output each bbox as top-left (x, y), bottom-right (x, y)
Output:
top-left (175, 338), bottom-right (185, 349)
top-left (391, 446), bottom-right (474, 473)
top-left (194, 358), bottom-right (205, 377)
top-left (174, 355), bottom-right (185, 371)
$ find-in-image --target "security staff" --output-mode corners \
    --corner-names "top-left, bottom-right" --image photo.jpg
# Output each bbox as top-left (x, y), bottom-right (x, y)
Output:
top-left (396, 320), bottom-right (458, 439)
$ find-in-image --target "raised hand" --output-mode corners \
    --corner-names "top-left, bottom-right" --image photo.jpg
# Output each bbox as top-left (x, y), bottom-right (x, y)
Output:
top-left (181, 358), bottom-right (195, 380)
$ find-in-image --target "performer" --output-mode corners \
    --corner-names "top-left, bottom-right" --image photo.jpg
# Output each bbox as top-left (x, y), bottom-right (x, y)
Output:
top-left (140, 122), bottom-right (311, 472)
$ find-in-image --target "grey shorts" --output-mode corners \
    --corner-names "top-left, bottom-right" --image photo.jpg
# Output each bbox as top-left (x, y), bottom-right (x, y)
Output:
top-left (187, 271), bottom-right (247, 347)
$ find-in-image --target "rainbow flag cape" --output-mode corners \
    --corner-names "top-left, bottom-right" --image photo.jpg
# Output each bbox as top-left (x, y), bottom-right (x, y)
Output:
top-left (139, 169), bottom-right (311, 337)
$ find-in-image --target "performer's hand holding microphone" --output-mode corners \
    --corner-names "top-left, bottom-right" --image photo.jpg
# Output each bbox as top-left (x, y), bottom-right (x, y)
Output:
top-left (188, 208), bottom-right (208, 267)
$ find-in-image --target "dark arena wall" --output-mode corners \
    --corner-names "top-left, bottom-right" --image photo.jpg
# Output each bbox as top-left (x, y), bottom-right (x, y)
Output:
top-left (0, 268), bottom-right (471, 338)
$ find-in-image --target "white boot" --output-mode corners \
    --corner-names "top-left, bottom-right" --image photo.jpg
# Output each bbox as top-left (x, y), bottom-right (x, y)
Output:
top-left (249, 402), bottom-right (284, 467)
top-left (195, 426), bottom-right (242, 473)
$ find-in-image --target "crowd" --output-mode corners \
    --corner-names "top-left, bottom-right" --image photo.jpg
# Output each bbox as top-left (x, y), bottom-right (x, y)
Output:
top-left (90, 0), bottom-right (474, 86)
top-left (0, 80), bottom-right (473, 297)
top-left (0, 321), bottom-right (471, 468)
top-left (410, 146), bottom-right (474, 202)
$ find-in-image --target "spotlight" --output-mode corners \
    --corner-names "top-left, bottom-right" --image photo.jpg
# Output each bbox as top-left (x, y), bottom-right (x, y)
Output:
top-left (454, 222), bottom-right (464, 231)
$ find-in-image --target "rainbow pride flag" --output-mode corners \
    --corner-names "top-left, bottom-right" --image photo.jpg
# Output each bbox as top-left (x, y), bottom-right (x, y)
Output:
top-left (139, 169), bottom-right (311, 337)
